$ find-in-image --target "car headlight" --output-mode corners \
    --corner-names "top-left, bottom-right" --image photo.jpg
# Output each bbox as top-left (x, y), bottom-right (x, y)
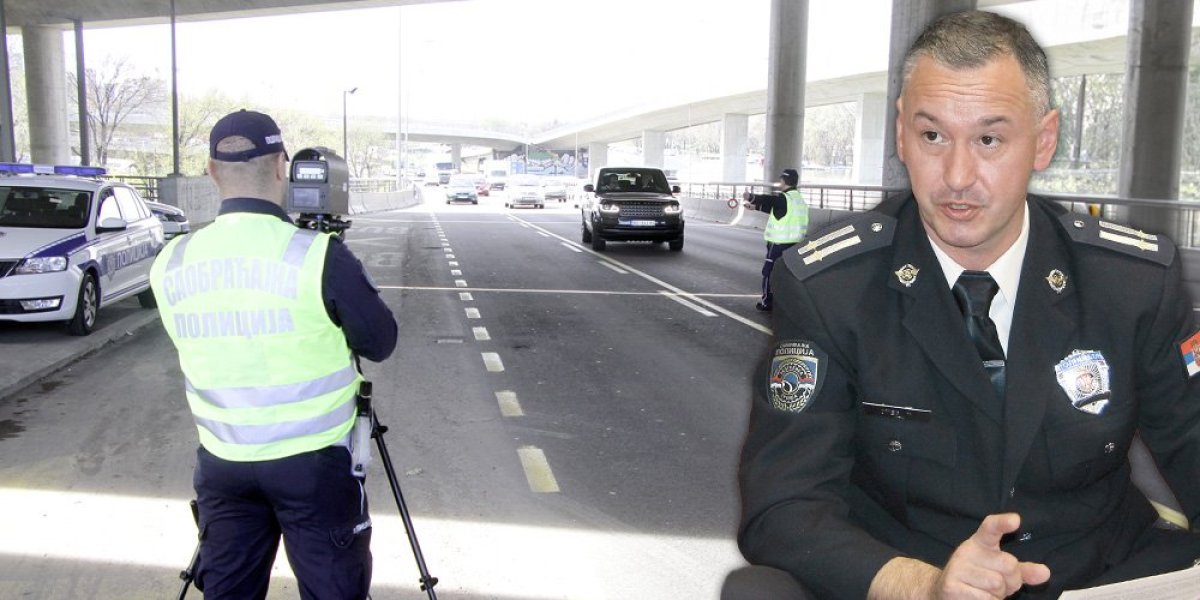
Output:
top-left (599, 203), bottom-right (620, 214)
top-left (663, 202), bottom-right (682, 214)
top-left (14, 256), bottom-right (68, 274)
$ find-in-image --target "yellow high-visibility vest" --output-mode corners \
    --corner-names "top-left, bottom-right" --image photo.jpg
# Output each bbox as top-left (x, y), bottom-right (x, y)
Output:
top-left (764, 188), bottom-right (809, 244)
top-left (150, 212), bottom-right (360, 462)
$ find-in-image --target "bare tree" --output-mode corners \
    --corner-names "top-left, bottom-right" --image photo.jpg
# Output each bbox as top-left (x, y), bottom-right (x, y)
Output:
top-left (71, 56), bottom-right (165, 167)
top-left (174, 90), bottom-right (241, 175)
top-left (348, 124), bottom-right (391, 178)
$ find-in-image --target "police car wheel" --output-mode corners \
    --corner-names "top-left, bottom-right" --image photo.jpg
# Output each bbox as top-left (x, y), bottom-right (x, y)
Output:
top-left (669, 238), bottom-right (684, 252)
top-left (67, 273), bottom-right (99, 336)
top-left (137, 289), bottom-right (157, 309)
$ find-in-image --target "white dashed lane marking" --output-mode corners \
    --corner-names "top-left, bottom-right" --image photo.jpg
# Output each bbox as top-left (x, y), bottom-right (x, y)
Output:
top-left (459, 292), bottom-right (473, 301)
top-left (451, 269), bottom-right (462, 276)
top-left (482, 352), bottom-right (505, 372)
top-left (495, 390), bottom-right (523, 417)
top-left (658, 291), bottom-right (718, 317)
top-left (559, 242), bottom-right (583, 253)
top-left (517, 446), bottom-right (560, 493)
top-left (465, 308), bottom-right (481, 319)
top-left (473, 327), bottom-right (490, 341)
top-left (598, 261), bottom-right (627, 275)
top-left (455, 280), bottom-right (468, 287)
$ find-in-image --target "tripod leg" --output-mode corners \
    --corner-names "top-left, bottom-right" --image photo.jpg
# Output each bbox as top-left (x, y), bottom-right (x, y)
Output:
top-left (177, 500), bottom-right (202, 600)
top-left (372, 413), bottom-right (439, 599)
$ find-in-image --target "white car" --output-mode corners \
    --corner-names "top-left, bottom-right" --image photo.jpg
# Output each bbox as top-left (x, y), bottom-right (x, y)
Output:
top-left (0, 164), bottom-right (165, 335)
top-left (505, 175), bottom-right (544, 209)
top-left (145, 200), bottom-right (190, 240)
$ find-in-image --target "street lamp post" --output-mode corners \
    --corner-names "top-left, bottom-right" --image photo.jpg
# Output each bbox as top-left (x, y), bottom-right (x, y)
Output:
top-left (342, 86), bottom-right (358, 160)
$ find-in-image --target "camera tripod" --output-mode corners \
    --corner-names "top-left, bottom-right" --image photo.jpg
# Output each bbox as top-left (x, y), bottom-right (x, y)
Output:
top-left (177, 381), bottom-right (439, 599)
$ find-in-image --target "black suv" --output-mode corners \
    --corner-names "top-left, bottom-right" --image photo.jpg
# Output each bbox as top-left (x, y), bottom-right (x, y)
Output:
top-left (580, 167), bottom-right (684, 252)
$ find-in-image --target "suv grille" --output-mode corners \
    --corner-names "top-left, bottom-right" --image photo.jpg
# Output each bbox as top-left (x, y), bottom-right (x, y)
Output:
top-left (0, 260), bottom-right (17, 279)
top-left (617, 202), bottom-right (665, 218)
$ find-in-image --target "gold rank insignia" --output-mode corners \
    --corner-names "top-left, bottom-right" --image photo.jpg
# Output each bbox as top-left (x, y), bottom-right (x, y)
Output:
top-left (894, 264), bottom-right (919, 287)
top-left (1046, 269), bottom-right (1067, 294)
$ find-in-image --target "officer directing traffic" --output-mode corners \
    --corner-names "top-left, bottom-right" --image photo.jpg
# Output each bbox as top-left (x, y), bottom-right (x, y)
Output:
top-left (729, 11), bottom-right (1200, 600)
top-left (743, 168), bottom-right (808, 311)
top-left (151, 109), bottom-right (398, 599)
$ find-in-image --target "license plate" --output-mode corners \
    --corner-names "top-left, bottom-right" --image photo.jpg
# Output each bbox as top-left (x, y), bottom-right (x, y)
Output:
top-left (621, 219), bottom-right (657, 227)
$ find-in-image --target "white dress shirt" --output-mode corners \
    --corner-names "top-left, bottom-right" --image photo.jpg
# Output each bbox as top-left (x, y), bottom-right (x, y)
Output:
top-left (928, 205), bottom-right (1031, 357)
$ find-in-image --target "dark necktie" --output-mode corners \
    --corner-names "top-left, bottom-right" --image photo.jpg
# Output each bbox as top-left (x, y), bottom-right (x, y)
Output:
top-left (952, 271), bottom-right (1006, 401)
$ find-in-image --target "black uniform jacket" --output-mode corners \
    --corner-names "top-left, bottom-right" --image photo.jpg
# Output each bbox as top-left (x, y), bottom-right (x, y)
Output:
top-left (737, 193), bottom-right (1200, 599)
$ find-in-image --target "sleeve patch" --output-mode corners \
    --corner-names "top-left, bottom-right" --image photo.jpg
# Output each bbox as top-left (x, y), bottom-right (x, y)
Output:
top-left (768, 340), bottom-right (825, 412)
top-left (1179, 330), bottom-right (1200, 378)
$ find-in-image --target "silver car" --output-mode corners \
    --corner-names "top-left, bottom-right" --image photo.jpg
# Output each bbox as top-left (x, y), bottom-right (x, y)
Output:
top-left (144, 200), bottom-right (190, 240)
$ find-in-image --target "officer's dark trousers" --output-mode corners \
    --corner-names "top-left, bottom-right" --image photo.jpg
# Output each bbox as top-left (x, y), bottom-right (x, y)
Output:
top-left (761, 242), bottom-right (796, 308)
top-left (194, 445), bottom-right (372, 600)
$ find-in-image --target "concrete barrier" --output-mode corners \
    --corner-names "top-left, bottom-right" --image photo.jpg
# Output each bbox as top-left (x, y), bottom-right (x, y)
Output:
top-left (156, 175), bottom-right (419, 225)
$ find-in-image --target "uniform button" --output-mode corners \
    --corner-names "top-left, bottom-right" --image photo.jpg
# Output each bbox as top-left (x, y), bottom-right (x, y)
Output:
top-left (1104, 442), bottom-right (1116, 454)
top-left (887, 440), bottom-right (903, 452)
top-left (1018, 532), bottom-right (1033, 542)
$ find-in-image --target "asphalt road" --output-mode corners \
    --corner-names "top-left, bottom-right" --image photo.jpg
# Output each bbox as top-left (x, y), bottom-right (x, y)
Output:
top-left (0, 189), bottom-right (776, 599)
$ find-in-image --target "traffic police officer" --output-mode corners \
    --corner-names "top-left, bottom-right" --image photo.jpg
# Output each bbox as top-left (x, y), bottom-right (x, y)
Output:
top-left (743, 168), bottom-right (808, 311)
top-left (151, 109), bottom-right (397, 600)
top-left (729, 11), bottom-right (1200, 600)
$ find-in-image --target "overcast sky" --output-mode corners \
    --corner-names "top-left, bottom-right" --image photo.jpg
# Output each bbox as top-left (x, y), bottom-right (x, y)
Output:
top-left (42, 0), bottom-right (1172, 134)
top-left (55, 0), bottom-right (893, 132)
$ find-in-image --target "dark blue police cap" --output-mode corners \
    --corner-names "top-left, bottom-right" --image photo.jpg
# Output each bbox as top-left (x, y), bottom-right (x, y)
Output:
top-left (780, 168), bottom-right (799, 185)
top-left (209, 109), bottom-right (288, 162)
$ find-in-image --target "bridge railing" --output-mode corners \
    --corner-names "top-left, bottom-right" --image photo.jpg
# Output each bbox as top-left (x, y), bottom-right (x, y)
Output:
top-left (678, 180), bottom-right (1200, 248)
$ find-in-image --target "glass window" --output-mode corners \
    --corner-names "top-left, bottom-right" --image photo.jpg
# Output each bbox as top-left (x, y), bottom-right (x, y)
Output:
top-left (113, 187), bottom-right (148, 221)
top-left (97, 189), bottom-right (122, 224)
top-left (0, 186), bottom-right (91, 229)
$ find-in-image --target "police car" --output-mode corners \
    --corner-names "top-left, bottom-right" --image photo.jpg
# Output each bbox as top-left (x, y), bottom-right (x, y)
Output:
top-left (0, 163), bottom-right (164, 335)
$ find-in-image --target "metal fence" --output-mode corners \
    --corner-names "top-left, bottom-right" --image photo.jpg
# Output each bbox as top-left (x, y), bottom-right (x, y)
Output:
top-left (111, 175), bottom-right (161, 202)
top-left (679, 181), bottom-right (904, 212)
top-left (679, 180), bottom-right (1200, 249)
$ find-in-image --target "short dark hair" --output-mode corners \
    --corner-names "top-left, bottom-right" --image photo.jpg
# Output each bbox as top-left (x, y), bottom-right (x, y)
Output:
top-left (901, 10), bottom-right (1051, 115)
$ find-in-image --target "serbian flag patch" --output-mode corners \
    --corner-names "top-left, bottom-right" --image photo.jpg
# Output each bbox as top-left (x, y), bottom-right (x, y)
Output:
top-left (1180, 330), bottom-right (1200, 377)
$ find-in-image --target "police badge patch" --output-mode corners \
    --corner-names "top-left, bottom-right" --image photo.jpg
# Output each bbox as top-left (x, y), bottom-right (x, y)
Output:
top-left (1054, 350), bottom-right (1111, 415)
top-left (768, 341), bottom-right (822, 412)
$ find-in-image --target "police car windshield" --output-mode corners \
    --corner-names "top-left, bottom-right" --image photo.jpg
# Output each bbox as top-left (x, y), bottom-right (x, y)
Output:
top-left (0, 186), bottom-right (90, 229)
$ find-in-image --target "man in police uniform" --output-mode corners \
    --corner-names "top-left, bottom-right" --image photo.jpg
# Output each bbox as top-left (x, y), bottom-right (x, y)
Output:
top-left (730, 11), bottom-right (1200, 600)
top-left (151, 110), bottom-right (397, 599)
top-left (744, 168), bottom-right (809, 312)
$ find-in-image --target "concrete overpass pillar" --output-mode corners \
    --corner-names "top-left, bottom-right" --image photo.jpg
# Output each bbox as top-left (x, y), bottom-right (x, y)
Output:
top-left (764, 0), bottom-right (808, 183)
top-left (852, 92), bottom-right (886, 185)
top-left (449, 143), bottom-right (462, 171)
top-left (587, 142), bottom-right (608, 181)
top-left (0, 5), bottom-right (16, 162)
top-left (882, 0), bottom-right (975, 188)
top-left (641, 130), bottom-right (664, 168)
top-left (721, 113), bottom-right (749, 182)
top-left (22, 25), bottom-right (71, 165)
top-left (1120, 0), bottom-right (1194, 241)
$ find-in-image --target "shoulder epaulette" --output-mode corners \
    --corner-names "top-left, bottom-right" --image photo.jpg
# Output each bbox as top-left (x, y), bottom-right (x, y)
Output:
top-left (1058, 211), bottom-right (1175, 267)
top-left (781, 211), bottom-right (897, 280)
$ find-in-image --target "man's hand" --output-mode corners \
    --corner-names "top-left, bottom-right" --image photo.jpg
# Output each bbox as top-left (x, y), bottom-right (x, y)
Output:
top-left (867, 514), bottom-right (1050, 600)
top-left (934, 513), bottom-right (1051, 599)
